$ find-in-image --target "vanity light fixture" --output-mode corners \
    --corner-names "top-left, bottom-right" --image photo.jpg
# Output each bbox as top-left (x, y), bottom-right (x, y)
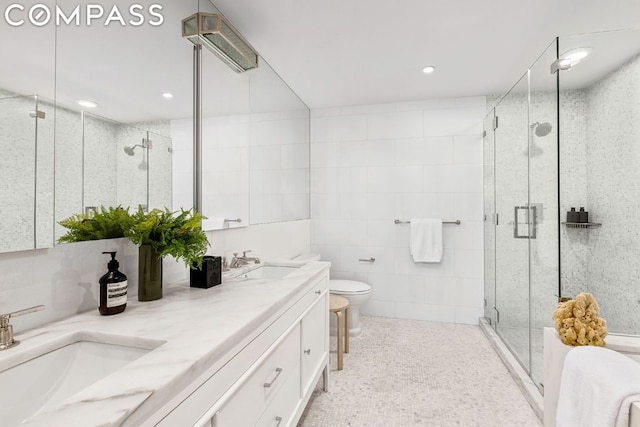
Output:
top-left (182, 12), bottom-right (258, 73)
top-left (561, 47), bottom-right (593, 66)
top-left (161, 92), bottom-right (174, 99)
top-left (422, 65), bottom-right (436, 74)
top-left (76, 99), bottom-right (98, 108)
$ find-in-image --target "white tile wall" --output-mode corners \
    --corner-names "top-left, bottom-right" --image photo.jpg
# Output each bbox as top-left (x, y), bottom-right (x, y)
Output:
top-left (174, 110), bottom-right (310, 227)
top-left (0, 238), bottom-right (139, 332)
top-left (311, 97), bottom-right (486, 325)
top-left (207, 219), bottom-right (311, 263)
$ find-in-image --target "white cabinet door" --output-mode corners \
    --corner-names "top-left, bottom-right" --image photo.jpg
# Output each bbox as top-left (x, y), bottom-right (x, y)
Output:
top-left (300, 292), bottom-right (328, 396)
top-left (216, 324), bottom-right (301, 427)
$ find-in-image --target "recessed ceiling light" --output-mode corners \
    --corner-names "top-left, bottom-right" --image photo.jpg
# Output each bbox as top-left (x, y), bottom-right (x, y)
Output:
top-left (422, 66), bottom-right (436, 74)
top-left (561, 47), bottom-right (593, 66)
top-left (162, 92), bottom-right (174, 99)
top-left (76, 99), bottom-right (98, 108)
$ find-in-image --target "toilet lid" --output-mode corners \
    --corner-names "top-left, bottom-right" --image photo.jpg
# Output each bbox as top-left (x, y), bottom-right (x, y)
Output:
top-left (329, 280), bottom-right (371, 295)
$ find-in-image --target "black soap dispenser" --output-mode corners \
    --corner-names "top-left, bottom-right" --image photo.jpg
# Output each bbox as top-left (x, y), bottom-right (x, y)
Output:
top-left (99, 251), bottom-right (128, 315)
top-left (578, 207), bottom-right (589, 223)
top-left (567, 207), bottom-right (579, 223)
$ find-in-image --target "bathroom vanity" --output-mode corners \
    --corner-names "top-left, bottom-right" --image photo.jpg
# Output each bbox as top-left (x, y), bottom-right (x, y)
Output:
top-left (1, 261), bottom-right (330, 426)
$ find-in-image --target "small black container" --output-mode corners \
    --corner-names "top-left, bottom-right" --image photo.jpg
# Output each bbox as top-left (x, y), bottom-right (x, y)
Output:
top-left (190, 256), bottom-right (222, 288)
top-left (567, 207), bottom-right (579, 223)
top-left (578, 207), bottom-right (589, 223)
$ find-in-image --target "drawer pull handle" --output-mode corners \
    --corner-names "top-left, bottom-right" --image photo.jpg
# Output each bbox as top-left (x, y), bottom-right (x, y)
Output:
top-left (315, 290), bottom-right (321, 295)
top-left (275, 416), bottom-right (283, 427)
top-left (359, 257), bottom-right (375, 262)
top-left (304, 348), bottom-right (311, 355)
top-left (263, 368), bottom-right (283, 388)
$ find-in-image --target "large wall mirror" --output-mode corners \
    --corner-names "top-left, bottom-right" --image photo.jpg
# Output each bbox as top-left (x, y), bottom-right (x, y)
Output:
top-left (0, 0), bottom-right (56, 253)
top-left (0, 0), bottom-right (310, 254)
top-left (190, 1), bottom-right (310, 231)
top-left (53, 0), bottom-right (198, 242)
top-left (0, 1), bottom-right (198, 253)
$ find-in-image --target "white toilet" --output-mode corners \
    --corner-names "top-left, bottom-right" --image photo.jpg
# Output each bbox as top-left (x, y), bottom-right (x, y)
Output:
top-left (329, 280), bottom-right (372, 337)
top-left (288, 253), bottom-right (373, 337)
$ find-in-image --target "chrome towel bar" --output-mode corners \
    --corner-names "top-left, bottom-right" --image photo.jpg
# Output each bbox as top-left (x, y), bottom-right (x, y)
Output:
top-left (394, 219), bottom-right (461, 225)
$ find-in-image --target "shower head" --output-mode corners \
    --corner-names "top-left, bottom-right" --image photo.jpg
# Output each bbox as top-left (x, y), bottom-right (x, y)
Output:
top-left (124, 144), bottom-right (143, 156)
top-left (527, 122), bottom-right (553, 157)
top-left (182, 13), bottom-right (258, 73)
top-left (532, 122), bottom-right (553, 137)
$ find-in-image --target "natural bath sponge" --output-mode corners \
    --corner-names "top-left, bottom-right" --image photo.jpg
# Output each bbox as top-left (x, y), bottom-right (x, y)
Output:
top-left (552, 292), bottom-right (607, 346)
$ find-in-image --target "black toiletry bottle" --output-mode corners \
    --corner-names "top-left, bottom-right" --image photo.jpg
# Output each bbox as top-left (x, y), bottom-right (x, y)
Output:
top-left (567, 207), bottom-right (579, 223)
top-left (99, 251), bottom-right (128, 315)
top-left (578, 207), bottom-right (589, 223)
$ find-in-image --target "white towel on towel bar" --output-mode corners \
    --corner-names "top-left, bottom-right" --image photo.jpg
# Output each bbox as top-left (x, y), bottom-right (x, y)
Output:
top-left (409, 218), bottom-right (443, 263)
top-left (556, 346), bottom-right (640, 427)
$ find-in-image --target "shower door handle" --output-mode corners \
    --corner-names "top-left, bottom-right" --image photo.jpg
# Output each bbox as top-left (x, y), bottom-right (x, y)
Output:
top-left (514, 205), bottom-right (537, 239)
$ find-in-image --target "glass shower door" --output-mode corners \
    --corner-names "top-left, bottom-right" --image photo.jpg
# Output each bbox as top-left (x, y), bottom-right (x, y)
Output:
top-left (494, 73), bottom-right (531, 372)
top-left (528, 39), bottom-right (560, 389)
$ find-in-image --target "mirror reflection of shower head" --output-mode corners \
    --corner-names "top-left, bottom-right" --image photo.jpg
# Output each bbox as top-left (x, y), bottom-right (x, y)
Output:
top-left (124, 144), bottom-right (144, 156)
top-left (531, 122), bottom-right (553, 137)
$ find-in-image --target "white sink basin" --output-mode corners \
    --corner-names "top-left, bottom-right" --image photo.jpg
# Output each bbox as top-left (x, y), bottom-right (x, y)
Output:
top-left (223, 264), bottom-right (300, 282)
top-left (243, 265), bottom-right (299, 279)
top-left (0, 333), bottom-right (164, 425)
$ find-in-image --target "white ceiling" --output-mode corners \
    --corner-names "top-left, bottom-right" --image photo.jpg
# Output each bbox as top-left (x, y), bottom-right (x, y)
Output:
top-left (211, 0), bottom-right (640, 109)
top-left (2, 1), bottom-right (640, 122)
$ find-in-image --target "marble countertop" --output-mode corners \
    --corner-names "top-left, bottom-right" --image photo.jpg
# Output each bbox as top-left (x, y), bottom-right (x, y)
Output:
top-left (4, 261), bottom-right (330, 426)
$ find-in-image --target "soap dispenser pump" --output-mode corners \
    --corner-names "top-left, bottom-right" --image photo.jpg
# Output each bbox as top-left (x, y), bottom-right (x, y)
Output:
top-left (99, 251), bottom-right (128, 315)
top-left (578, 207), bottom-right (589, 223)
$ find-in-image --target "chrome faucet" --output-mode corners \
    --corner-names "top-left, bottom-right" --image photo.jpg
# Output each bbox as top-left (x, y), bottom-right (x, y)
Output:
top-left (0, 305), bottom-right (45, 350)
top-left (230, 250), bottom-right (261, 268)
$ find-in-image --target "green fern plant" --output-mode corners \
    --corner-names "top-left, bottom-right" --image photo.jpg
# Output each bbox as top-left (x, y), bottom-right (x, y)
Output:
top-left (58, 206), bottom-right (209, 268)
top-left (57, 206), bottom-right (132, 243)
top-left (125, 207), bottom-right (209, 268)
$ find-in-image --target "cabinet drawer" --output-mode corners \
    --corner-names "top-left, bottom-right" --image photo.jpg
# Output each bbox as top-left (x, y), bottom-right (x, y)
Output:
top-left (254, 364), bottom-right (301, 427)
top-left (300, 294), bottom-right (328, 396)
top-left (295, 277), bottom-right (327, 318)
top-left (216, 323), bottom-right (301, 427)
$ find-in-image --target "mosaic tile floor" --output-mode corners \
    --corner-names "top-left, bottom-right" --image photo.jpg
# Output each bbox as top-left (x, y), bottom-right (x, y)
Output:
top-left (298, 316), bottom-right (541, 427)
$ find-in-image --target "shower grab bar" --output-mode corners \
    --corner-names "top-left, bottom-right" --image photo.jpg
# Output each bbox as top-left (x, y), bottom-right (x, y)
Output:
top-left (394, 219), bottom-right (461, 225)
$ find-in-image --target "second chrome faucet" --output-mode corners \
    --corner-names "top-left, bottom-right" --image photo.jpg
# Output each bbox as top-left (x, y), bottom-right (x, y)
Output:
top-left (229, 250), bottom-right (261, 268)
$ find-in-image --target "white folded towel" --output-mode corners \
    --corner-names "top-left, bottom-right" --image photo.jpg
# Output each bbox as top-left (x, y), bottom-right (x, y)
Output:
top-left (409, 218), bottom-right (443, 263)
top-left (557, 346), bottom-right (640, 427)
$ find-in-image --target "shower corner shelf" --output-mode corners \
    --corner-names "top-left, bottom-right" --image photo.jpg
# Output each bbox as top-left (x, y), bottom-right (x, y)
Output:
top-left (561, 222), bottom-right (602, 229)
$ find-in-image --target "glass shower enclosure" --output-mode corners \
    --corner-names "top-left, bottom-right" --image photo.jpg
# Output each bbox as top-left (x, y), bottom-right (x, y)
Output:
top-left (483, 39), bottom-right (560, 390)
top-left (484, 27), bottom-right (640, 393)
